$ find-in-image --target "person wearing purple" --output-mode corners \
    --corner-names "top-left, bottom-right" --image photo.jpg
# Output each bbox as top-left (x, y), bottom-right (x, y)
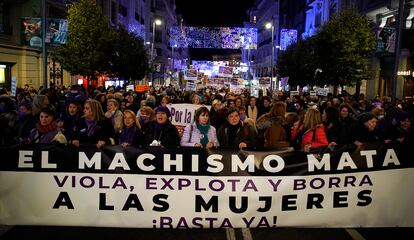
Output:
top-left (29, 107), bottom-right (67, 144)
top-left (118, 110), bottom-right (144, 147)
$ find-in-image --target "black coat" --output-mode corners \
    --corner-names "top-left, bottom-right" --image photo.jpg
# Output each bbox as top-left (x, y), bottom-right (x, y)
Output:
top-left (72, 117), bottom-right (115, 145)
top-left (143, 120), bottom-right (181, 148)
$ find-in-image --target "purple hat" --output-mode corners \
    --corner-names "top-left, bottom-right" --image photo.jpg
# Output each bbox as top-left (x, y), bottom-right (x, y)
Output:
top-left (155, 106), bottom-right (171, 118)
top-left (396, 111), bottom-right (411, 122)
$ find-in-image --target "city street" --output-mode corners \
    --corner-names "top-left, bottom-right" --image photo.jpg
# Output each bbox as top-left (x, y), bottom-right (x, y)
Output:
top-left (1, 226), bottom-right (414, 240)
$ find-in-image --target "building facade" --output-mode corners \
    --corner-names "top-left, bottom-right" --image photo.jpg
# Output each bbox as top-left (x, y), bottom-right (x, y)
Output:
top-left (0, 0), bottom-right (186, 91)
top-left (0, 0), bottom-right (71, 92)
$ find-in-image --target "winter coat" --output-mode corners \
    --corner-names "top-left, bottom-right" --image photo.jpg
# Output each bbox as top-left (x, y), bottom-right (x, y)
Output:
top-left (256, 115), bottom-right (289, 148)
top-left (180, 123), bottom-right (220, 147)
top-left (217, 121), bottom-right (259, 149)
top-left (143, 120), bottom-right (181, 148)
top-left (72, 117), bottom-right (115, 145)
top-left (291, 124), bottom-right (328, 150)
top-left (29, 127), bottom-right (67, 144)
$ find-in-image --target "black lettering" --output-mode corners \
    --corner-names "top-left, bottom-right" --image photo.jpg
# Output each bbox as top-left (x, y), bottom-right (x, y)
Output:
top-left (122, 194), bottom-right (144, 211)
top-left (282, 194), bottom-right (297, 211)
top-left (357, 190), bottom-right (372, 207)
top-left (257, 196), bottom-right (272, 212)
top-left (52, 192), bottom-right (74, 209)
top-left (307, 193), bottom-right (324, 209)
top-left (333, 191), bottom-right (348, 208)
top-left (229, 196), bottom-right (248, 213)
top-left (195, 195), bottom-right (218, 212)
top-left (99, 193), bottom-right (114, 210)
top-left (153, 194), bottom-right (169, 211)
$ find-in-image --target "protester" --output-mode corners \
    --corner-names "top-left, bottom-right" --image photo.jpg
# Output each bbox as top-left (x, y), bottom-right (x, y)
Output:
top-left (29, 107), bottom-right (67, 144)
top-left (142, 106), bottom-right (180, 147)
top-left (14, 99), bottom-right (36, 143)
top-left (217, 108), bottom-right (259, 150)
top-left (180, 106), bottom-right (219, 149)
top-left (72, 99), bottom-right (115, 148)
top-left (256, 101), bottom-right (289, 148)
top-left (58, 101), bottom-right (82, 142)
top-left (0, 96), bottom-right (19, 146)
top-left (322, 106), bottom-right (342, 145)
top-left (291, 108), bottom-right (328, 152)
top-left (351, 112), bottom-right (379, 146)
top-left (118, 110), bottom-right (144, 147)
top-left (105, 98), bottom-right (123, 133)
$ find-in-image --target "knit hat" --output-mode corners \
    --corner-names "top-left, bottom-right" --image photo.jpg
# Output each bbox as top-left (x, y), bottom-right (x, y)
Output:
top-left (396, 111), bottom-right (411, 122)
top-left (155, 106), bottom-right (171, 118)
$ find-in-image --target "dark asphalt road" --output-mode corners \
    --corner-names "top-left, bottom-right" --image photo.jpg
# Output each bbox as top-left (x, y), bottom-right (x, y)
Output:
top-left (1, 226), bottom-right (414, 240)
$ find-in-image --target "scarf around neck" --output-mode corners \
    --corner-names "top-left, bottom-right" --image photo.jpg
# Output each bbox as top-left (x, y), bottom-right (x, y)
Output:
top-left (196, 123), bottom-right (210, 146)
top-left (36, 121), bottom-right (58, 134)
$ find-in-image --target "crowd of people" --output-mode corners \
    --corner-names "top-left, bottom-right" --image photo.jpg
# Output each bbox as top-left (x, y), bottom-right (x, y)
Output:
top-left (0, 83), bottom-right (412, 155)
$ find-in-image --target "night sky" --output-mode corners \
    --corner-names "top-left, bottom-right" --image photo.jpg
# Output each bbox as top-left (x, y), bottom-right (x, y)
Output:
top-left (175, 0), bottom-right (255, 60)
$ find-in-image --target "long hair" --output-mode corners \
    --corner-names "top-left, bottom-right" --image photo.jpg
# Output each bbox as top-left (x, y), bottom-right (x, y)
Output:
top-left (123, 109), bottom-right (141, 129)
top-left (85, 99), bottom-right (105, 121)
top-left (194, 106), bottom-right (210, 124)
top-left (303, 108), bottom-right (322, 130)
top-left (269, 101), bottom-right (286, 120)
top-left (323, 106), bottom-right (339, 125)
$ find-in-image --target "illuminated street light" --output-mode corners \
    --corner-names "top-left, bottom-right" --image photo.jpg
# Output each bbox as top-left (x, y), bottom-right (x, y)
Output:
top-left (150, 19), bottom-right (162, 85)
top-left (265, 21), bottom-right (275, 91)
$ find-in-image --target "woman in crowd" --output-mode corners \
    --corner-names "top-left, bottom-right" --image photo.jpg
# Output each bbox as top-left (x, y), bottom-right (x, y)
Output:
top-left (256, 101), bottom-right (289, 148)
top-left (390, 111), bottom-right (412, 147)
top-left (142, 106), bottom-right (181, 147)
top-left (14, 99), bottom-right (36, 143)
top-left (0, 96), bottom-right (19, 146)
top-left (192, 94), bottom-right (201, 105)
top-left (105, 98), bottom-right (123, 133)
top-left (217, 108), bottom-right (258, 150)
top-left (338, 103), bottom-right (356, 144)
top-left (29, 107), bottom-right (67, 144)
top-left (57, 101), bottom-right (82, 142)
top-left (118, 110), bottom-right (144, 147)
top-left (137, 106), bottom-right (155, 131)
top-left (181, 106), bottom-right (219, 149)
top-left (291, 108), bottom-right (328, 152)
top-left (161, 96), bottom-right (170, 106)
top-left (95, 93), bottom-right (107, 113)
top-left (351, 112), bottom-right (379, 147)
top-left (322, 106), bottom-right (342, 146)
top-left (72, 99), bottom-right (115, 148)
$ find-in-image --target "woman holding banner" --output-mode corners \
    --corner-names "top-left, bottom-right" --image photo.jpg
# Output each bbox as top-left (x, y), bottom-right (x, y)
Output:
top-left (180, 106), bottom-right (219, 149)
top-left (71, 99), bottom-right (115, 149)
top-left (118, 110), bottom-right (144, 148)
top-left (29, 107), bottom-right (67, 144)
top-left (142, 106), bottom-right (181, 148)
top-left (217, 108), bottom-right (259, 150)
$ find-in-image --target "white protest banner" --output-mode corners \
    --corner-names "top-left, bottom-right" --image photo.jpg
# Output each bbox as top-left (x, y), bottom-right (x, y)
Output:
top-left (316, 87), bottom-right (329, 96)
top-left (185, 69), bottom-right (198, 80)
top-left (0, 145), bottom-right (413, 228)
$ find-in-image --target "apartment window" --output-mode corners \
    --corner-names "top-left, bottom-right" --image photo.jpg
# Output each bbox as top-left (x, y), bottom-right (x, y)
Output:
top-left (119, 4), bottom-right (127, 17)
top-left (0, 0), bottom-right (10, 34)
top-left (135, 12), bottom-right (140, 21)
top-left (253, 15), bottom-right (257, 23)
top-left (155, 27), bottom-right (162, 43)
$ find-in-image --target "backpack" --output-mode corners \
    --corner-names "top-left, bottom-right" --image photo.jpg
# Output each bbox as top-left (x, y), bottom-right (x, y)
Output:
top-left (291, 128), bottom-right (315, 151)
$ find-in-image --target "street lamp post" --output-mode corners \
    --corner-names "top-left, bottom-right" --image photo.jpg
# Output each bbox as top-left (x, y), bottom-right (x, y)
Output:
top-left (172, 44), bottom-right (177, 81)
top-left (150, 19), bottom-right (162, 85)
top-left (265, 22), bottom-right (274, 92)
